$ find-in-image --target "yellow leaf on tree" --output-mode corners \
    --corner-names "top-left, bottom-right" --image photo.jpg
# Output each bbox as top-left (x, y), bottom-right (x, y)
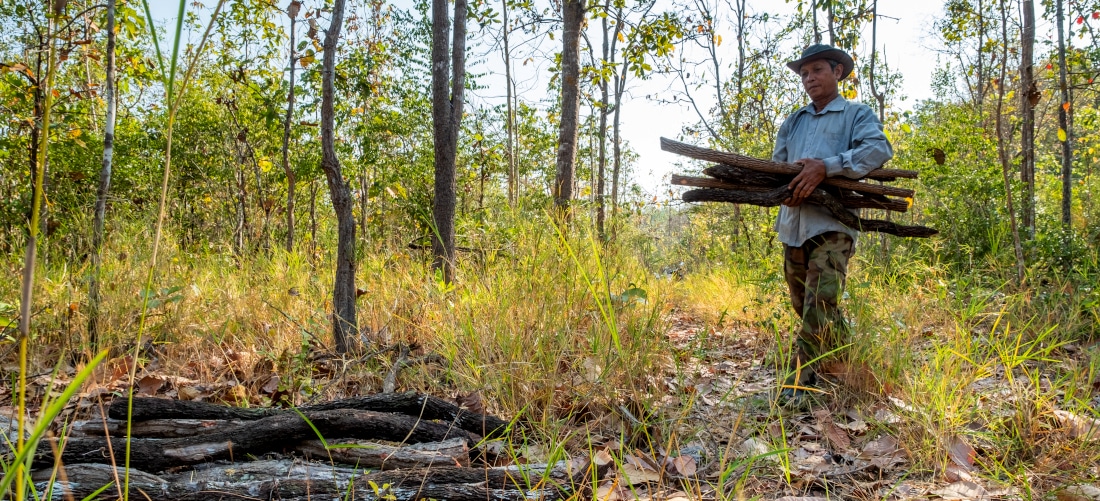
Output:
top-left (1058, 128), bottom-right (1067, 142)
top-left (617, 32), bottom-right (624, 43)
top-left (714, 34), bottom-right (722, 46)
top-left (259, 158), bottom-right (273, 173)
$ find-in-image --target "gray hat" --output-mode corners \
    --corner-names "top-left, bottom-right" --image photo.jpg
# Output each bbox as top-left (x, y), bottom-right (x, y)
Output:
top-left (786, 44), bottom-right (854, 80)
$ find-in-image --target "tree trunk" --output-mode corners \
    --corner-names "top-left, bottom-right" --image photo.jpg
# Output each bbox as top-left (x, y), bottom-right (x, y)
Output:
top-left (595, 0), bottom-right (610, 238)
top-left (281, 1), bottom-right (300, 252)
top-left (320, 0), bottom-right (358, 353)
top-left (89, 0), bottom-right (117, 346)
top-left (996, 0), bottom-right (1026, 282)
top-left (502, 0), bottom-right (516, 207)
top-left (1019, 0), bottom-right (1036, 240)
top-left (1056, 0), bottom-right (1073, 262)
top-left (553, 0), bottom-right (584, 213)
top-left (431, 0), bottom-right (467, 284)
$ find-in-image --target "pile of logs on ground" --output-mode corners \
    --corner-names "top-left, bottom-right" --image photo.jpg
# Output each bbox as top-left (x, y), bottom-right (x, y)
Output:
top-left (25, 392), bottom-right (609, 500)
top-left (663, 137), bottom-right (938, 238)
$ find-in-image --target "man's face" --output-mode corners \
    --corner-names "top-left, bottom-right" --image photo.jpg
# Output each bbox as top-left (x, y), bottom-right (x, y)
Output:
top-left (799, 59), bottom-right (843, 102)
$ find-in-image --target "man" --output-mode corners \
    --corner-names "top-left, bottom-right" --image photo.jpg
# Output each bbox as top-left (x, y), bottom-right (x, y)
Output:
top-left (771, 44), bottom-right (893, 401)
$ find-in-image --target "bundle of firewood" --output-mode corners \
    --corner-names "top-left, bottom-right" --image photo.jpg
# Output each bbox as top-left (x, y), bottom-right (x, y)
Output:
top-left (663, 137), bottom-right (938, 238)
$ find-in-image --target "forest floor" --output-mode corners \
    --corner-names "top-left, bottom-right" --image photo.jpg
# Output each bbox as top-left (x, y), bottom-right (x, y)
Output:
top-left (643, 309), bottom-right (1100, 501)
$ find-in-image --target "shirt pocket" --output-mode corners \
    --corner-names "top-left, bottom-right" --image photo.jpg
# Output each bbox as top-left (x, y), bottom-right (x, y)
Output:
top-left (809, 131), bottom-right (847, 157)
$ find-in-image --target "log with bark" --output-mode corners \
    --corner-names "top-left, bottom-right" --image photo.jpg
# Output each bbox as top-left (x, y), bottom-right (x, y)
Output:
top-left (24, 392), bottom-right (618, 501)
top-left (661, 136), bottom-right (918, 181)
top-left (33, 459), bottom-right (606, 501)
top-left (663, 137), bottom-right (937, 238)
top-left (71, 418), bottom-right (472, 469)
top-left (109, 391), bottom-right (511, 438)
top-left (683, 187), bottom-right (938, 238)
top-left (42, 408), bottom-right (480, 472)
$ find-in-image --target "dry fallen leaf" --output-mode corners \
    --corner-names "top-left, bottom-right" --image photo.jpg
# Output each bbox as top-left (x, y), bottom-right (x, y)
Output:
top-left (814, 409), bottom-right (852, 451)
top-left (260, 375), bottom-right (281, 394)
top-left (775, 497), bottom-right (830, 501)
top-left (741, 437), bottom-right (781, 463)
top-left (596, 479), bottom-right (628, 501)
top-left (861, 434), bottom-right (900, 458)
top-left (620, 461), bottom-right (662, 485)
top-left (1054, 410), bottom-right (1100, 441)
top-left (667, 455), bottom-right (697, 477)
top-left (931, 480), bottom-right (989, 500)
top-left (945, 464), bottom-right (976, 483)
top-left (1057, 484), bottom-right (1100, 501)
top-left (947, 434), bottom-right (976, 470)
top-left (136, 375), bottom-right (165, 396)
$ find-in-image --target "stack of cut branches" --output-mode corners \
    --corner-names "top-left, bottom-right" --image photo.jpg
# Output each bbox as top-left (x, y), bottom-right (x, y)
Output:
top-left (19, 392), bottom-right (610, 501)
top-left (663, 137), bottom-right (938, 238)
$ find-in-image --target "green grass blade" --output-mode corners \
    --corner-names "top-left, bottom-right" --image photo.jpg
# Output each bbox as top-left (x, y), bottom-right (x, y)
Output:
top-left (140, 0), bottom-right (167, 85)
top-left (167, 0), bottom-right (187, 101)
top-left (0, 349), bottom-right (109, 496)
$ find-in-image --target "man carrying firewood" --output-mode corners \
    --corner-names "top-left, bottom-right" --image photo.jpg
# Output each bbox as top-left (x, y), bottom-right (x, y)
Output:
top-left (772, 44), bottom-right (893, 403)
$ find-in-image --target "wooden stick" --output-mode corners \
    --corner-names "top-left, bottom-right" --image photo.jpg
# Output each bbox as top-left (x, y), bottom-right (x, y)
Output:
top-left (42, 409), bottom-right (481, 472)
top-left (110, 391), bottom-right (511, 438)
top-left (670, 175), bottom-right (909, 212)
top-left (662, 137), bottom-right (917, 198)
top-left (681, 187), bottom-right (938, 238)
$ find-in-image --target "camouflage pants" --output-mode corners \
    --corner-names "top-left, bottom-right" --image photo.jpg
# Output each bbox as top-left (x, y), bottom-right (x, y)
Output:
top-left (782, 231), bottom-right (854, 383)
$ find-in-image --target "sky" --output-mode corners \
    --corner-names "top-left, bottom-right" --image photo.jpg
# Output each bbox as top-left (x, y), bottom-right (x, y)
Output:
top-left (150, 0), bottom-right (949, 198)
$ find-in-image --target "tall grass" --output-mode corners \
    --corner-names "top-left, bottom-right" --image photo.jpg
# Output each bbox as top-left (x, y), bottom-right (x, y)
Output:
top-left (5, 202), bottom-right (1100, 496)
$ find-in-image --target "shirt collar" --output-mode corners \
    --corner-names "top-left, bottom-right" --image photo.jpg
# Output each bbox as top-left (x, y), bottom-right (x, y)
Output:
top-left (798, 95), bottom-right (848, 116)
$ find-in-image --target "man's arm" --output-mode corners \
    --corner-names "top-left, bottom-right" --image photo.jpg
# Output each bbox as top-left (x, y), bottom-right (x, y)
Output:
top-left (820, 106), bottom-right (894, 179)
top-left (786, 106), bottom-right (893, 206)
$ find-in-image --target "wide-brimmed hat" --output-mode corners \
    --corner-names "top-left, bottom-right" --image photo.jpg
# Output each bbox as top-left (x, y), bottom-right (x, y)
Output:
top-left (786, 44), bottom-right (854, 80)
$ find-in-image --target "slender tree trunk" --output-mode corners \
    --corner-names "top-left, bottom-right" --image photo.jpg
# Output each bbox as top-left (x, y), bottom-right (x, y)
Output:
top-left (431, 0), bottom-right (467, 283)
top-left (868, 0), bottom-right (890, 255)
top-left (553, 0), bottom-right (584, 214)
top-left (320, 0), bottom-right (358, 353)
top-left (827, 0), bottom-right (835, 46)
top-left (596, 0), bottom-right (610, 238)
top-left (611, 62), bottom-right (625, 225)
top-left (89, 0), bottom-right (117, 346)
top-left (1056, 0), bottom-right (1074, 263)
top-left (235, 165), bottom-right (247, 255)
top-left (976, 0), bottom-right (985, 111)
top-left (731, 0), bottom-right (747, 246)
top-left (502, 0), bottom-right (516, 207)
top-left (310, 178), bottom-right (318, 246)
top-left (996, 0), bottom-right (1026, 282)
top-left (1019, 0), bottom-right (1036, 240)
top-left (281, 1), bottom-right (300, 252)
top-left (811, 0), bottom-right (821, 44)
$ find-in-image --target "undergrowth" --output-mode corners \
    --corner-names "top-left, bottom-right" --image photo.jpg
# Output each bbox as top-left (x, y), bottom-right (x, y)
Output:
top-left (2, 210), bottom-right (1100, 498)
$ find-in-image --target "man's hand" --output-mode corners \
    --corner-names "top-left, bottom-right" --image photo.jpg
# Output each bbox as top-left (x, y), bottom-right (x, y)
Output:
top-left (783, 158), bottom-right (827, 207)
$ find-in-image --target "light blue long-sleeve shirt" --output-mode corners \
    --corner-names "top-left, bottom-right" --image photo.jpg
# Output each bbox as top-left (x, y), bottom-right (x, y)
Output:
top-left (770, 96), bottom-right (894, 247)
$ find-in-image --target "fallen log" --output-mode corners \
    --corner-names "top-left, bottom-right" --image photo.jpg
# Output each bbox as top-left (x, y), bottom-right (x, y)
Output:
top-left (33, 459), bottom-right (600, 501)
top-left (71, 418), bottom-right (471, 469)
top-left (39, 409), bottom-right (480, 472)
top-left (671, 175), bottom-right (909, 212)
top-left (662, 136), bottom-right (918, 180)
top-left (109, 391), bottom-right (511, 438)
top-left (682, 187), bottom-right (938, 238)
top-left (71, 418), bottom-right (244, 439)
top-left (296, 437), bottom-right (471, 469)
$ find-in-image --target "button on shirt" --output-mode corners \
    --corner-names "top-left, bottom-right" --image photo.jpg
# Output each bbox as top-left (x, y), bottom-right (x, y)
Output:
top-left (771, 96), bottom-right (894, 247)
